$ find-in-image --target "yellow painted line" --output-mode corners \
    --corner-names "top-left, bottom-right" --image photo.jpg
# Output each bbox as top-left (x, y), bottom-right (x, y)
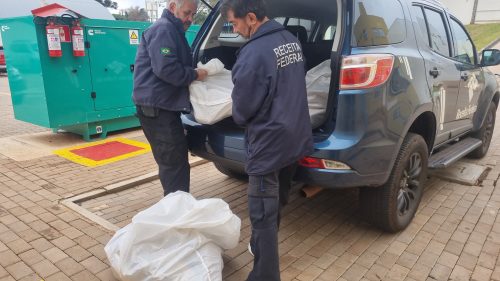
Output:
top-left (53, 137), bottom-right (151, 167)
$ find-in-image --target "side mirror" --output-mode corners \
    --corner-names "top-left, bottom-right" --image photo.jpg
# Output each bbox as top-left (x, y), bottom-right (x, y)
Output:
top-left (481, 49), bottom-right (500, 67)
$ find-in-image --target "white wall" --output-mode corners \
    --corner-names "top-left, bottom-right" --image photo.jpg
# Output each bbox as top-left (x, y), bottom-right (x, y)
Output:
top-left (476, 0), bottom-right (500, 23)
top-left (440, 0), bottom-right (475, 24)
top-left (440, 0), bottom-right (500, 24)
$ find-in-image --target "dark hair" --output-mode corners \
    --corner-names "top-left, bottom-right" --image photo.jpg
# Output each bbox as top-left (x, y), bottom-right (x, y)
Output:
top-left (221, 0), bottom-right (267, 21)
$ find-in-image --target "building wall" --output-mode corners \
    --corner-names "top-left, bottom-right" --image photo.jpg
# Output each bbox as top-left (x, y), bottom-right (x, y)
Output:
top-left (440, 0), bottom-right (500, 24)
top-left (145, 0), bottom-right (166, 22)
top-left (476, 0), bottom-right (500, 23)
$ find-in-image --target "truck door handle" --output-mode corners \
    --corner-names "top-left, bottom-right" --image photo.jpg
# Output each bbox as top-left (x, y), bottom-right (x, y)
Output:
top-left (461, 73), bottom-right (469, 81)
top-left (429, 67), bottom-right (440, 78)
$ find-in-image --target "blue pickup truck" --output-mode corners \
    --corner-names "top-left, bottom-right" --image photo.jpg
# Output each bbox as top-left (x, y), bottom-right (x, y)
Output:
top-left (183, 0), bottom-right (500, 232)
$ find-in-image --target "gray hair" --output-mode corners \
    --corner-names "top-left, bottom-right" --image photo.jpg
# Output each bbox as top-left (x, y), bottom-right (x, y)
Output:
top-left (168, 0), bottom-right (199, 6)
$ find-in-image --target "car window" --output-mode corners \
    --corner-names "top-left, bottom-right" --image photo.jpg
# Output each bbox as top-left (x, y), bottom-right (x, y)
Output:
top-left (275, 17), bottom-right (315, 39)
top-left (423, 8), bottom-right (450, 57)
top-left (352, 0), bottom-right (406, 47)
top-left (412, 5), bottom-right (430, 47)
top-left (449, 18), bottom-right (475, 64)
top-left (323, 25), bottom-right (336, 40)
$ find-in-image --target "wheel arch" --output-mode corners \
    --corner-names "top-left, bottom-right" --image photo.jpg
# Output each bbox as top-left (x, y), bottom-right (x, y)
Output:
top-left (407, 111), bottom-right (436, 155)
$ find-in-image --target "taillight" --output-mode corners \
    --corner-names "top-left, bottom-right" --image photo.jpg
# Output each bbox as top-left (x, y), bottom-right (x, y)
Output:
top-left (340, 54), bottom-right (394, 90)
top-left (299, 157), bottom-right (325, 169)
top-left (299, 157), bottom-right (352, 170)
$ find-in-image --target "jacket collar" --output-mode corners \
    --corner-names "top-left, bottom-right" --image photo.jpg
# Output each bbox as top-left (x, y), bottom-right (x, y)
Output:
top-left (250, 19), bottom-right (285, 41)
top-left (237, 20), bottom-right (285, 55)
top-left (162, 9), bottom-right (185, 34)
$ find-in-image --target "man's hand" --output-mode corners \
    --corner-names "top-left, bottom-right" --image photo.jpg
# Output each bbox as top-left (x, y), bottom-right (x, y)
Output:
top-left (196, 69), bottom-right (208, 81)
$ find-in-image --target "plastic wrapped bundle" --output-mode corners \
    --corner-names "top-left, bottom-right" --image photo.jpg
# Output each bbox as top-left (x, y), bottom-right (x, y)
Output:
top-left (105, 191), bottom-right (241, 281)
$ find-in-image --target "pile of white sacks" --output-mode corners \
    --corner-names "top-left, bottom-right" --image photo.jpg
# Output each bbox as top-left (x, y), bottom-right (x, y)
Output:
top-left (189, 59), bottom-right (331, 128)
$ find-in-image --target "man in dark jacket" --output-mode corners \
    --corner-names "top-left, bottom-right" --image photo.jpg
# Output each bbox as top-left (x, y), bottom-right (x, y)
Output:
top-left (221, 0), bottom-right (314, 280)
top-left (133, 0), bottom-right (207, 196)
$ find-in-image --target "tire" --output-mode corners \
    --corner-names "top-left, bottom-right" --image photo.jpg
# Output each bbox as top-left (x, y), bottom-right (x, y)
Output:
top-left (360, 133), bottom-right (428, 232)
top-left (213, 162), bottom-right (247, 179)
top-left (468, 103), bottom-right (496, 159)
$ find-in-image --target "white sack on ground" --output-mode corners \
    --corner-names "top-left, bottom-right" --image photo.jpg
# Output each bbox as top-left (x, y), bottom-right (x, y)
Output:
top-left (104, 191), bottom-right (241, 281)
top-left (189, 59), bottom-right (233, 125)
top-left (189, 58), bottom-right (331, 127)
top-left (306, 59), bottom-right (331, 128)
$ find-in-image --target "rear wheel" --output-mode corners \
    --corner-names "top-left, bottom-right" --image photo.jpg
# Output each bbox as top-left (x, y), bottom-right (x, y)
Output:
top-left (360, 133), bottom-right (428, 232)
top-left (213, 162), bottom-right (247, 179)
top-left (468, 103), bottom-right (496, 159)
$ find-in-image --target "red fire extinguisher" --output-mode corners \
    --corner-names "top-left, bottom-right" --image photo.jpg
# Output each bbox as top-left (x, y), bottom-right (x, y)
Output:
top-left (46, 21), bottom-right (62, 57)
top-left (71, 21), bottom-right (85, 57)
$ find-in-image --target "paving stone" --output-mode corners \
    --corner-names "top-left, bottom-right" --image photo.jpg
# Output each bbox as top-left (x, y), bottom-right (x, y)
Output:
top-left (471, 266), bottom-right (493, 281)
top-left (450, 265), bottom-right (472, 281)
top-left (80, 256), bottom-right (108, 274)
top-left (51, 236), bottom-right (77, 250)
top-left (96, 268), bottom-right (119, 281)
top-left (31, 259), bottom-right (60, 278)
top-left (55, 258), bottom-right (85, 276)
top-left (45, 272), bottom-right (72, 281)
top-left (18, 249), bottom-right (44, 266)
top-left (0, 250), bottom-right (20, 267)
top-left (5, 261), bottom-right (33, 280)
top-left (29, 238), bottom-right (53, 253)
top-left (64, 245), bottom-right (92, 262)
top-left (42, 247), bottom-right (69, 263)
top-left (6, 239), bottom-right (32, 255)
top-left (70, 269), bottom-right (101, 281)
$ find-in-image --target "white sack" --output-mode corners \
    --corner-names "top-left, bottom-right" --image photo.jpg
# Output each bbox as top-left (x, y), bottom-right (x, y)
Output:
top-left (189, 59), bottom-right (233, 125)
top-left (305, 59), bottom-right (331, 128)
top-left (189, 58), bottom-right (331, 127)
top-left (105, 191), bottom-right (241, 281)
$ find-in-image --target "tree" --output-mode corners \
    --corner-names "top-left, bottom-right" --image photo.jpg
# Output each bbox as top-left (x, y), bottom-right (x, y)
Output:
top-left (119, 7), bottom-right (150, 22)
top-left (193, 0), bottom-right (219, 25)
top-left (95, 0), bottom-right (118, 9)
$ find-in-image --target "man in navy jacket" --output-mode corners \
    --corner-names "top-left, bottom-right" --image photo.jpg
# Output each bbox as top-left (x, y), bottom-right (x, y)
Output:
top-left (133, 0), bottom-right (207, 196)
top-left (221, 0), bottom-right (314, 280)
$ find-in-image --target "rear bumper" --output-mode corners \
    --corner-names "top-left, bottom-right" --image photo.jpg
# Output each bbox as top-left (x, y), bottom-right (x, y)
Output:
top-left (190, 140), bottom-right (390, 189)
top-left (294, 166), bottom-right (388, 189)
top-left (0, 65), bottom-right (6, 73)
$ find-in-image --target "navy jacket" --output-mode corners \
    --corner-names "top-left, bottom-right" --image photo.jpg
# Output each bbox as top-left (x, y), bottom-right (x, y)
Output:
top-left (232, 20), bottom-right (314, 176)
top-left (132, 9), bottom-right (196, 112)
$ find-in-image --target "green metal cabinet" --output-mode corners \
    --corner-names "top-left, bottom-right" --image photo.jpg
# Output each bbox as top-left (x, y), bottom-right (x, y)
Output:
top-left (0, 15), bottom-right (150, 140)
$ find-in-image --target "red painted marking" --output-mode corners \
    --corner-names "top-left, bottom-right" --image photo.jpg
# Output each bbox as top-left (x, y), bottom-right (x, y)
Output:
top-left (70, 141), bottom-right (144, 161)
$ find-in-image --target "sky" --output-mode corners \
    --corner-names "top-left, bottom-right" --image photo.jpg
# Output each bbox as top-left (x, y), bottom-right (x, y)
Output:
top-left (109, 0), bottom-right (145, 13)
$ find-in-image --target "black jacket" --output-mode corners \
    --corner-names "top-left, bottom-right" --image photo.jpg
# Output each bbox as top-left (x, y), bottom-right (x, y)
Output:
top-left (231, 20), bottom-right (314, 175)
top-left (132, 9), bottom-right (196, 112)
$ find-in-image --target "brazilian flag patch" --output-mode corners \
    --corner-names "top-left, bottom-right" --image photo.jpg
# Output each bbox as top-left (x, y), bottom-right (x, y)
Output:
top-left (161, 48), bottom-right (172, 56)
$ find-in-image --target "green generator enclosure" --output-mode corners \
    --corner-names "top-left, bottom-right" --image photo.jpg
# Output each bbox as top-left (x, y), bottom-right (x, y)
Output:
top-left (0, 15), bottom-right (150, 140)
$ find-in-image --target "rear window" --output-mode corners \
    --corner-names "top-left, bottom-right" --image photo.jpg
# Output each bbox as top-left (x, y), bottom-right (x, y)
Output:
top-left (352, 0), bottom-right (406, 47)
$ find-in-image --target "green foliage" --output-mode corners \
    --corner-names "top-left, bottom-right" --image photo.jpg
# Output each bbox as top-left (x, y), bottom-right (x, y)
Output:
top-left (117, 7), bottom-right (150, 22)
top-left (95, 0), bottom-right (118, 9)
top-left (465, 23), bottom-right (500, 51)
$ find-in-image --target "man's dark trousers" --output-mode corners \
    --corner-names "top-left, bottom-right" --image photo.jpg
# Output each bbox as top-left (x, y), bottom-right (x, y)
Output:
top-left (247, 171), bottom-right (281, 281)
top-left (136, 106), bottom-right (189, 196)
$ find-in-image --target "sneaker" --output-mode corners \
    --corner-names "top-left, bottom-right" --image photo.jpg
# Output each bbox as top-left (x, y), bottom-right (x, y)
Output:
top-left (248, 243), bottom-right (254, 256)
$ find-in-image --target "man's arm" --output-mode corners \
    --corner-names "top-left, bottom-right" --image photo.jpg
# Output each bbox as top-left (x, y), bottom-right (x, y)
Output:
top-left (146, 27), bottom-right (197, 87)
top-left (231, 61), bottom-right (270, 126)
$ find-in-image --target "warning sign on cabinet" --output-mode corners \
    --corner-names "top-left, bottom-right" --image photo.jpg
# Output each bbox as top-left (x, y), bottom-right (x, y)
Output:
top-left (129, 30), bottom-right (139, 45)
